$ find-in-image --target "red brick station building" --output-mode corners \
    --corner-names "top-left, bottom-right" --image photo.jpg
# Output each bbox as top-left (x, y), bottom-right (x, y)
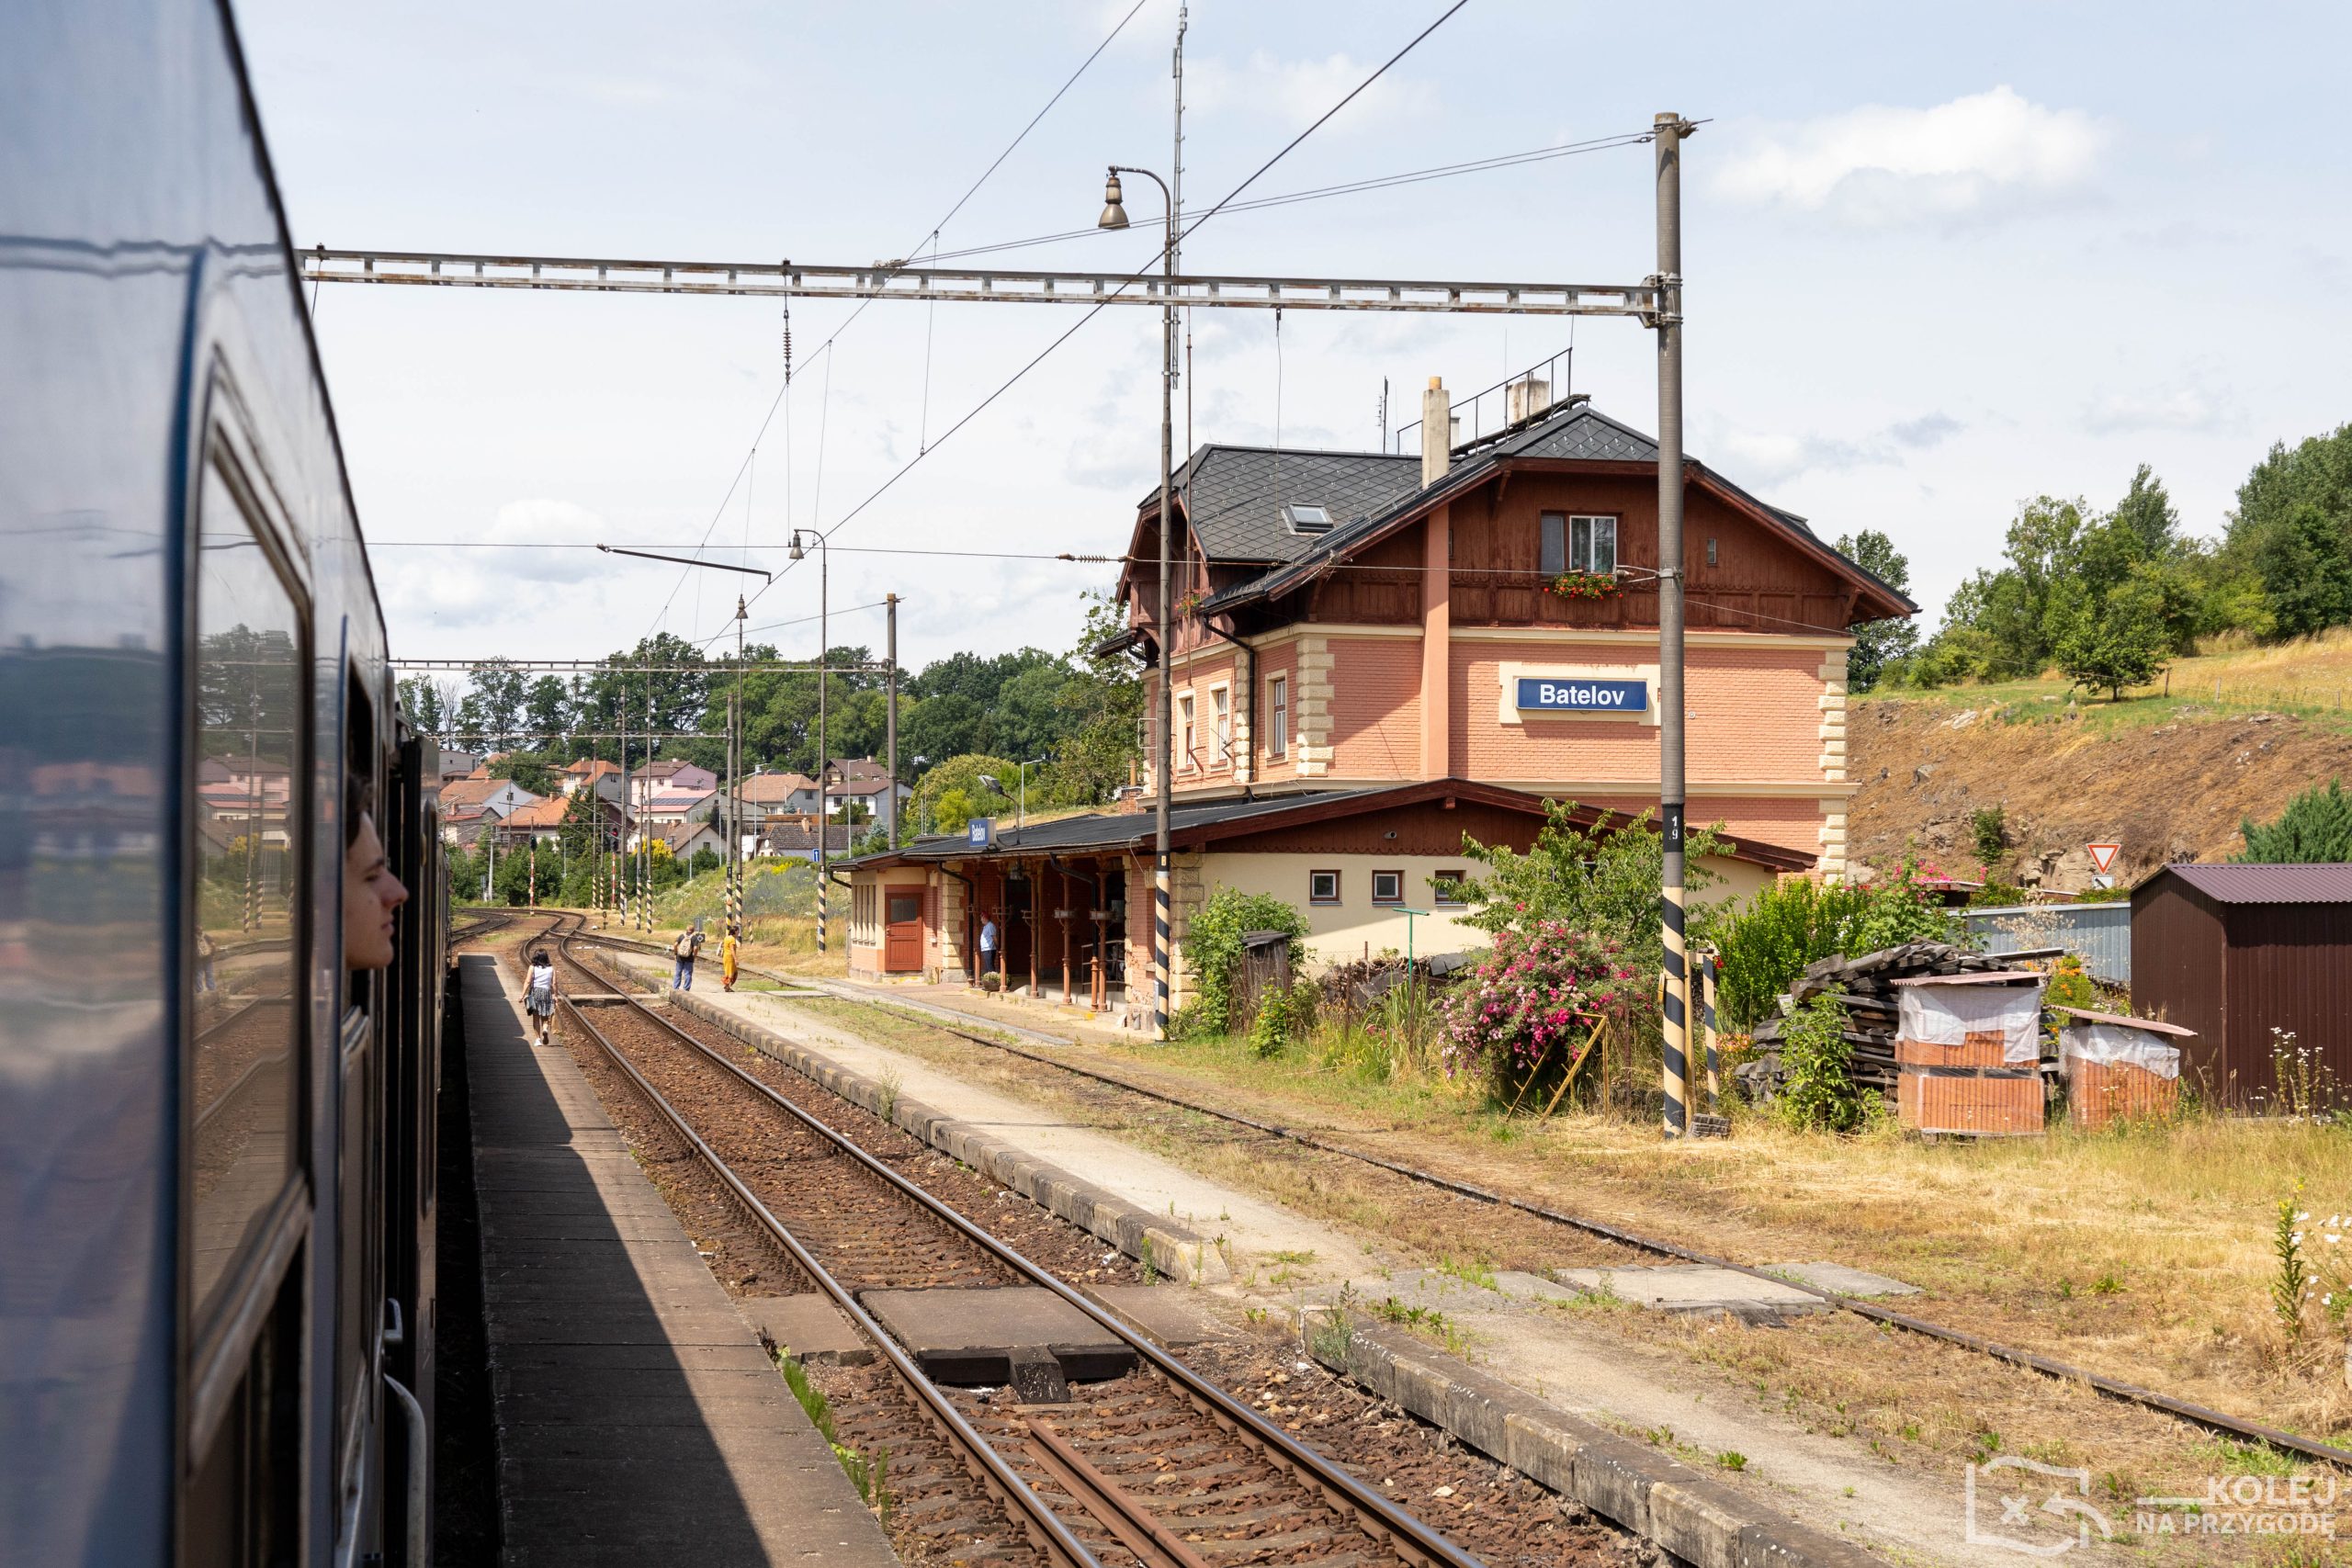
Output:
top-left (842, 379), bottom-right (1913, 1020)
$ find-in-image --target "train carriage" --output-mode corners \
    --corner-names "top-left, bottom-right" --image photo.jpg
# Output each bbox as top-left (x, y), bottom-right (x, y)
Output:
top-left (2, 2), bottom-right (447, 1562)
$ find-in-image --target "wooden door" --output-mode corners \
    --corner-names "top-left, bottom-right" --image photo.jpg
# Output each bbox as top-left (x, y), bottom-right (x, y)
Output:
top-left (884, 889), bottom-right (924, 972)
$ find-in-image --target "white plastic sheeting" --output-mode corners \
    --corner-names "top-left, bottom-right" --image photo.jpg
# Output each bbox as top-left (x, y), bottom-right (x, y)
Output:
top-left (2060, 1023), bottom-right (2180, 1080)
top-left (1897, 983), bottom-right (2043, 1065)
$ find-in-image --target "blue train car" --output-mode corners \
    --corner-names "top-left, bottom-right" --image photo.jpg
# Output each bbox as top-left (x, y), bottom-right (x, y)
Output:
top-left (2, 3), bottom-right (447, 1562)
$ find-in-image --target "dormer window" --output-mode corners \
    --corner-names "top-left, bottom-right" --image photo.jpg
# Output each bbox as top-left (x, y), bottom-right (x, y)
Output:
top-left (1283, 502), bottom-right (1334, 535)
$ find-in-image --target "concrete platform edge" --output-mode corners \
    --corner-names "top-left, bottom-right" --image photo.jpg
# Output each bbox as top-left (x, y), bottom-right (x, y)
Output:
top-left (663, 987), bottom-right (1229, 1284)
top-left (1301, 1307), bottom-right (1884, 1568)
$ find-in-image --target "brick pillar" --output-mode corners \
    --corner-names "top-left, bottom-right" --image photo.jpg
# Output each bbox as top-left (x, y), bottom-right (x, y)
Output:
top-left (1816, 646), bottom-right (1851, 879)
top-left (1292, 635), bottom-right (1334, 778)
top-left (1420, 505), bottom-right (1452, 779)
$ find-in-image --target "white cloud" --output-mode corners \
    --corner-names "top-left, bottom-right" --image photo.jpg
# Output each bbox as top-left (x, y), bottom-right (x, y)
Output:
top-left (1713, 413), bottom-right (1962, 486)
top-left (2081, 385), bottom-right (2230, 434)
top-left (1185, 51), bottom-right (1435, 132)
top-left (377, 498), bottom-right (635, 629)
top-left (1714, 86), bottom-right (2109, 227)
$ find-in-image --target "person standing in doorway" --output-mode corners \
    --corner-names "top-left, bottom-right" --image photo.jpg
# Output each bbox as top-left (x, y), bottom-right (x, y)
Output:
top-left (978, 912), bottom-right (1000, 983)
top-left (721, 923), bottom-right (741, 993)
top-left (523, 949), bottom-right (556, 1045)
top-left (673, 918), bottom-right (706, 990)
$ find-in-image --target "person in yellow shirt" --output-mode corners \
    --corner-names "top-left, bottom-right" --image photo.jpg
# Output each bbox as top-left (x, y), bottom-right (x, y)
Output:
top-left (721, 923), bottom-right (741, 993)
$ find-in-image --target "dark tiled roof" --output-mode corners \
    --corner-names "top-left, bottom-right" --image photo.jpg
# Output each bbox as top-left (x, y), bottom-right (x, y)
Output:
top-left (1147, 446), bottom-right (1423, 565)
top-left (2159, 863), bottom-right (2352, 905)
top-left (1202, 400), bottom-right (1901, 615)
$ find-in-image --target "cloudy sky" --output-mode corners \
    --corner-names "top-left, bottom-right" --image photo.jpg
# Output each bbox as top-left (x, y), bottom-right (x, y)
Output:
top-left (237, 0), bottom-right (2352, 673)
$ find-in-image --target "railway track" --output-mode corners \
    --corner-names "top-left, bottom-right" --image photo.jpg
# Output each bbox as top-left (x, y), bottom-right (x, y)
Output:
top-left (571, 925), bottom-right (2352, 1471)
top-left (537, 918), bottom-right (1619, 1568)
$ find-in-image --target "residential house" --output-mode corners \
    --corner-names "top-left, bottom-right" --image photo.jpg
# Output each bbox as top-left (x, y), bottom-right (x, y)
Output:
top-left (759, 819), bottom-right (860, 863)
top-left (731, 770), bottom-right (819, 835)
top-left (559, 758), bottom-right (621, 795)
top-left (644, 787), bottom-right (717, 830)
top-left (491, 793), bottom-right (622, 850)
top-left (842, 375), bottom-right (1913, 1010)
top-left (627, 758), bottom-right (718, 811)
top-left (653, 819), bottom-right (724, 865)
top-left (436, 750), bottom-right (482, 784)
top-left (438, 777), bottom-right (541, 845)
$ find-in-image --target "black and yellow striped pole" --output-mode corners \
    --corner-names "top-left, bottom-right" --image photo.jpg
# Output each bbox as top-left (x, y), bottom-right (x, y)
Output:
top-left (1702, 950), bottom-right (1721, 1106)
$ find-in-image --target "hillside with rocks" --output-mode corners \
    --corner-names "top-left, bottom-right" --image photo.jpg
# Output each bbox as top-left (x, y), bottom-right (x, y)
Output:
top-left (1845, 698), bottom-right (2352, 890)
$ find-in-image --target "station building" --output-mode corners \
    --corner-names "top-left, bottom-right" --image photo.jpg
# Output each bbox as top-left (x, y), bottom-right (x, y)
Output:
top-left (840, 381), bottom-right (1912, 1016)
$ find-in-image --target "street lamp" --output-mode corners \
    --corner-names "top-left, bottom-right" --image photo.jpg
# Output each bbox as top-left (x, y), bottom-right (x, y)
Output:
top-left (787, 528), bottom-right (831, 952)
top-left (1097, 163), bottom-right (1177, 1043)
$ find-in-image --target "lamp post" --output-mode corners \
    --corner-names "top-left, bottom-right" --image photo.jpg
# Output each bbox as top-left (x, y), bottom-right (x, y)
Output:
top-left (787, 528), bottom-right (830, 953)
top-left (1098, 164), bottom-right (1176, 1043)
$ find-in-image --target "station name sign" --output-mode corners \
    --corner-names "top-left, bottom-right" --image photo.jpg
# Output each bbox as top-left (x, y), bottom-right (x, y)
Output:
top-left (1515, 676), bottom-right (1649, 714)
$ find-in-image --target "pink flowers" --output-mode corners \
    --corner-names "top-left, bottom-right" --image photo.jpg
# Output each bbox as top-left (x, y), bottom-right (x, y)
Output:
top-left (1441, 922), bottom-right (1638, 1085)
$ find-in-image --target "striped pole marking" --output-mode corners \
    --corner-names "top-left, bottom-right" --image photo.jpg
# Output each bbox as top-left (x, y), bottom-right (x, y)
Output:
top-left (1153, 852), bottom-right (1171, 1042)
top-left (1661, 879), bottom-right (1688, 1139)
top-left (1702, 949), bottom-right (1720, 1106)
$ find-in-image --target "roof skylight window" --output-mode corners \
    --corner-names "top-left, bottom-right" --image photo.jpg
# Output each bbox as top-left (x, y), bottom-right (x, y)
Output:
top-left (1283, 502), bottom-right (1333, 535)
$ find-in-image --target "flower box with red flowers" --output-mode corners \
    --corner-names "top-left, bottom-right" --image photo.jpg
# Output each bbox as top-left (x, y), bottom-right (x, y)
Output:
top-left (1545, 570), bottom-right (1622, 601)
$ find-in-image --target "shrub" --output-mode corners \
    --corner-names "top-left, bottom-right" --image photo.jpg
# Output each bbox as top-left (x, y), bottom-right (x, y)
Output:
top-left (1970, 806), bottom-right (2007, 866)
top-left (1246, 981), bottom-right (1317, 1058)
top-left (1454, 802), bottom-right (1726, 977)
top-left (1185, 888), bottom-right (1309, 1034)
top-left (2237, 778), bottom-right (2352, 863)
top-left (1704, 876), bottom-right (1860, 1032)
top-left (1774, 995), bottom-right (1872, 1134)
top-left (1439, 921), bottom-right (1640, 1104)
top-left (978, 970), bottom-right (1002, 994)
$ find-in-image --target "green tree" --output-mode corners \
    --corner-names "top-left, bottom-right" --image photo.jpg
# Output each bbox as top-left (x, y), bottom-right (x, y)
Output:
top-left (2252, 502), bottom-right (2352, 639)
top-left (2237, 779), bottom-right (2352, 863)
top-left (2111, 463), bottom-right (2183, 558)
top-left (522, 674), bottom-right (571, 750)
top-left (397, 674), bottom-right (446, 735)
top-left (466, 658), bottom-right (527, 750)
top-left (1047, 591), bottom-right (1144, 804)
top-left (1834, 529), bottom-right (1917, 692)
top-left (487, 751), bottom-right (559, 797)
top-left (911, 754), bottom-right (1016, 833)
top-left (1455, 802), bottom-right (1727, 976)
top-left (1182, 888), bottom-right (1309, 1036)
top-left (2052, 569), bottom-right (2173, 699)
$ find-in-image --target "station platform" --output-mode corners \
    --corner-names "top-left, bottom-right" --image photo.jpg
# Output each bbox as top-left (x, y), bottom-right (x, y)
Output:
top-left (457, 953), bottom-right (899, 1567)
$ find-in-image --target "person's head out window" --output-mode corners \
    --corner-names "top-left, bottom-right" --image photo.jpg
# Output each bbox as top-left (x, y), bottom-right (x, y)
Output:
top-left (344, 774), bottom-right (409, 971)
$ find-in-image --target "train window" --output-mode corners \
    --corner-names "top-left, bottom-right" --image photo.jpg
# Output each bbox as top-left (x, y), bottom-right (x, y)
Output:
top-left (189, 450), bottom-right (308, 1334)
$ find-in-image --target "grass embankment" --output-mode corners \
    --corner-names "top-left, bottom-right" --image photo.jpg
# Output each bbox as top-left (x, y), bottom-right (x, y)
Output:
top-left (785, 989), bottom-right (2352, 1497)
top-left (1883, 626), bottom-right (2352, 734)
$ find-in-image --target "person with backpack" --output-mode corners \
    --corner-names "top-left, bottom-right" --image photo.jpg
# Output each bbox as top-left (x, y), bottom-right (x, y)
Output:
top-left (523, 949), bottom-right (556, 1044)
top-left (672, 919), bottom-right (706, 990)
top-left (721, 923), bottom-right (741, 993)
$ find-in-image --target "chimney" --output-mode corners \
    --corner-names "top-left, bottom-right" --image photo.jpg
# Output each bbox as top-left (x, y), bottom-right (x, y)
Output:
top-left (1420, 376), bottom-right (1450, 486)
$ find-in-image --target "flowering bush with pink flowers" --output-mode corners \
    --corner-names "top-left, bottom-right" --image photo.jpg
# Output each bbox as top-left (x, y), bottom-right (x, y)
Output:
top-left (1440, 920), bottom-right (1641, 1102)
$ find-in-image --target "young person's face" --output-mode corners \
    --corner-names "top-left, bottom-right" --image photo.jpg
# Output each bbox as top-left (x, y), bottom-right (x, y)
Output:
top-left (344, 812), bottom-right (409, 971)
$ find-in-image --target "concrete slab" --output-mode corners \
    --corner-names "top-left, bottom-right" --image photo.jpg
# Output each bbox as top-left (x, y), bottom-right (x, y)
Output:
top-left (1553, 1265), bottom-right (1829, 1325)
top-left (1096, 1284), bottom-right (1246, 1348)
top-left (736, 1294), bottom-right (875, 1365)
top-left (861, 1286), bottom-right (1136, 1383)
top-left (1770, 1260), bottom-right (1922, 1299)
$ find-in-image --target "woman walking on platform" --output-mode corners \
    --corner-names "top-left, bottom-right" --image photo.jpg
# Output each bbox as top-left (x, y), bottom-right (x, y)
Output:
top-left (721, 923), bottom-right (741, 993)
top-left (523, 948), bottom-right (556, 1045)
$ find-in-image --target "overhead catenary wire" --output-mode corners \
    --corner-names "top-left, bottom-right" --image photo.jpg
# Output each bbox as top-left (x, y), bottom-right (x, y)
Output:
top-left (635, 0), bottom-right (1155, 642)
top-left (714, 0), bottom-right (1477, 639)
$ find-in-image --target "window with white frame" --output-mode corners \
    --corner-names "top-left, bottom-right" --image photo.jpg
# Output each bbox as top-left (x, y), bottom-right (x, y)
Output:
top-left (1179, 694), bottom-right (1196, 770)
top-left (1267, 674), bottom-right (1289, 760)
top-left (1210, 684), bottom-right (1231, 763)
top-left (1371, 869), bottom-right (1404, 904)
top-left (1433, 869), bottom-right (1469, 906)
top-left (1540, 512), bottom-right (1618, 576)
top-left (1307, 869), bottom-right (1340, 904)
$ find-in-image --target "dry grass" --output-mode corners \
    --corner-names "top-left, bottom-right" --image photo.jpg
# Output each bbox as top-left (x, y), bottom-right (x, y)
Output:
top-left (789, 990), bottom-right (2352, 1474)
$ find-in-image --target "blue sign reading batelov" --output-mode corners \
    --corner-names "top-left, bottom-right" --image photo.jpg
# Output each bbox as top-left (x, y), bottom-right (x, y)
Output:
top-left (1516, 676), bottom-right (1649, 713)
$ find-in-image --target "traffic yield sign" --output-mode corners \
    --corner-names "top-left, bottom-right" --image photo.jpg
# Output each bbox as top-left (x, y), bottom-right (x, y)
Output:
top-left (2087, 842), bottom-right (2121, 874)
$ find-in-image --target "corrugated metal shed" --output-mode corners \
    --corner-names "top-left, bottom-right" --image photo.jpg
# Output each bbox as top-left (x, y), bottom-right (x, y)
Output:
top-left (1962, 902), bottom-right (2132, 986)
top-left (2131, 864), bottom-right (2352, 1105)
top-left (2163, 863), bottom-right (2352, 904)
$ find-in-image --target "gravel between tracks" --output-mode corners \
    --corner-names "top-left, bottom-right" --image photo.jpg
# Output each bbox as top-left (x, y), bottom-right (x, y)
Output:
top-left (530, 933), bottom-right (1634, 1568)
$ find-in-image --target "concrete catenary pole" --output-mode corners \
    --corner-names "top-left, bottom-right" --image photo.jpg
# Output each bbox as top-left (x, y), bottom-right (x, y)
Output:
top-left (816, 537), bottom-right (830, 953)
top-left (885, 592), bottom-right (899, 849)
top-left (617, 689), bottom-right (629, 930)
top-left (1654, 111), bottom-right (1692, 1139)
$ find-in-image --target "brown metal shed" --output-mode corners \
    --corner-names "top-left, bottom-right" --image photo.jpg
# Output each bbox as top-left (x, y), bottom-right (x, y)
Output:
top-left (2130, 864), bottom-right (2352, 1106)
